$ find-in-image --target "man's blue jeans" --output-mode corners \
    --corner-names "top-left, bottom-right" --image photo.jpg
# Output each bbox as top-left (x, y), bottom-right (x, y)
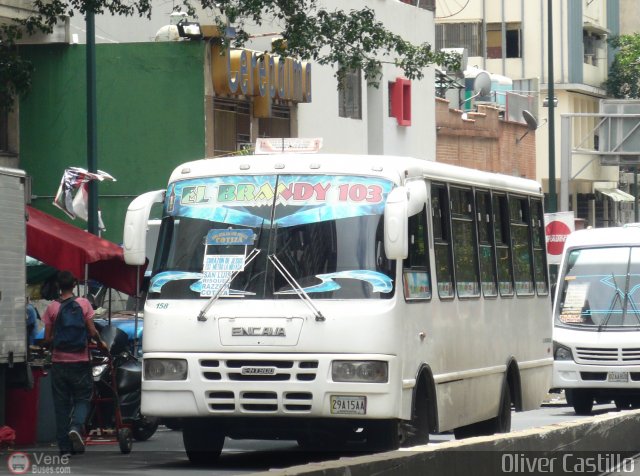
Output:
top-left (51, 362), bottom-right (92, 453)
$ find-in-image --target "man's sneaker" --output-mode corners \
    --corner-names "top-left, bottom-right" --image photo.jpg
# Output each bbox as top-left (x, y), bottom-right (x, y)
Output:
top-left (68, 428), bottom-right (85, 454)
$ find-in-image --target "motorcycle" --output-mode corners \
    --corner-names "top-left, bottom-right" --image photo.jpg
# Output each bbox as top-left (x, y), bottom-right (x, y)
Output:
top-left (89, 325), bottom-right (158, 442)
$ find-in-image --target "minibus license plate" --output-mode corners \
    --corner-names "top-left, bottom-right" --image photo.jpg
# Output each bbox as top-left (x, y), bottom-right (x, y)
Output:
top-left (330, 396), bottom-right (366, 415)
top-left (608, 371), bottom-right (629, 383)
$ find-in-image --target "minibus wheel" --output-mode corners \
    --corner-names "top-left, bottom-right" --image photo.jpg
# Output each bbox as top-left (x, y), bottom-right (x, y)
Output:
top-left (182, 419), bottom-right (225, 465)
top-left (571, 390), bottom-right (594, 415)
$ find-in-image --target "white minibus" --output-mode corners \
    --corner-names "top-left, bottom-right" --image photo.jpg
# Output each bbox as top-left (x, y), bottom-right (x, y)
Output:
top-left (553, 225), bottom-right (640, 414)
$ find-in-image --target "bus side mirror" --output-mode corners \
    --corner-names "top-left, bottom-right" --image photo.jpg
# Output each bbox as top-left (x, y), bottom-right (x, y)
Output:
top-left (123, 190), bottom-right (166, 265)
top-left (384, 187), bottom-right (408, 260)
top-left (406, 180), bottom-right (427, 217)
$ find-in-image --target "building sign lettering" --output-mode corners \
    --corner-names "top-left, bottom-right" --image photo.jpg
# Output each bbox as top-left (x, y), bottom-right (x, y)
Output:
top-left (212, 45), bottom-right (312, 118)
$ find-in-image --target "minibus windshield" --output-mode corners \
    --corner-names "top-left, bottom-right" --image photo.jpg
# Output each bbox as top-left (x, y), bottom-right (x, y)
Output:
top-left (556, 246), bottom-right (640, 329)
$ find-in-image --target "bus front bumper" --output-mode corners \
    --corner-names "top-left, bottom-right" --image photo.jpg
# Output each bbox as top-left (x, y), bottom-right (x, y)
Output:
top-left (553, 360), bottom-right (640, 389)
top-left (141, 352), bottom-right (402, 420)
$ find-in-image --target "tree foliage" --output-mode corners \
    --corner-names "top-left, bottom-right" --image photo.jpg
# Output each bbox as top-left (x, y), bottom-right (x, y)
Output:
top-left (605, 34), bottom-right (640, 99)
top-left (0, 0), bottom-right (459, 110)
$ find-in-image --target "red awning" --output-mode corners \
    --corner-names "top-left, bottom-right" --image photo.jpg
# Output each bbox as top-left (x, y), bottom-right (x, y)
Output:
top-left (26, 205), bottom-right (145, 296)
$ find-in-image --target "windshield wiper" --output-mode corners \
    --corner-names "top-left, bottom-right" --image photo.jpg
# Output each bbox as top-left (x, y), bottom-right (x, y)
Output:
top-left (197, 248), bottom-right (261, 322)
top-left (599, 272), bottom-right (625, 331)
top-left (268, 254), bottom-right (325, 322)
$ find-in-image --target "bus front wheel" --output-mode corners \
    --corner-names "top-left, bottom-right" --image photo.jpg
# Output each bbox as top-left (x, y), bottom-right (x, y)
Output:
top-left (364, 419), bottom-right (400, 452)
top-left (569, 390), bottom-right (594, 415)
top-left (182, 420), bottom-right (225, 465)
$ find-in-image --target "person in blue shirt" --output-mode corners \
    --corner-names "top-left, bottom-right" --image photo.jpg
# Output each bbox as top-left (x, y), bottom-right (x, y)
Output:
top-left (26, 300), bottom-right (40, 346)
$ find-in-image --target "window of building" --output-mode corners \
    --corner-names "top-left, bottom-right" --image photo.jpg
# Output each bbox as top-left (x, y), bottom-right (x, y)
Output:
top-left (213, 99), bottom-right (250, 156)
top-left (338, 68), bottom-right (362, 119)
top-left (435, 22), bottom-right (483, 57)
top-left (432, 184), bottom-right (455, 299)
top-left (403, 205), bottom-right (432, 300)
top-left (476, 190), bottom-right (498, 297)
top-left (258, 105), bottom-right (291, 139)
top-left (583, 30), bottom-right (603, 66)
top-left (493, 193), bottom-right (514, 296)
top-left (451, 187), bottom-right (480, 298)
top-left (509, 196), bottom-right (534, 295)
top-left (486, 23), bottom-right (522, 59)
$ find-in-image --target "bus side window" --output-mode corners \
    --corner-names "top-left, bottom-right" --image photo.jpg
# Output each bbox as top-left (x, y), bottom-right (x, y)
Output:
top-left (403, 205), bottom-right (432, 300)
top-left (476, 191), bottom-right (498, 297)
top-left (509, 196), bottom-right (534, 295)
top-left (431, 184), bottom-right (454, 299)
top-left (451, 187), bottom-right (480, 298)
top-left (530, 199), bottom-right (549, 295)
top-left (493, 194), bottom-right (514, 296)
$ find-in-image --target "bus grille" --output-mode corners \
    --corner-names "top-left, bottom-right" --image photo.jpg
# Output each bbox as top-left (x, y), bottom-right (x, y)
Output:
top-left (199, 359), bottom-right (318, 413)
top-left (204, 390), bottom-right (314, 413)
top-left (575, 347), bottom-right (640, 365)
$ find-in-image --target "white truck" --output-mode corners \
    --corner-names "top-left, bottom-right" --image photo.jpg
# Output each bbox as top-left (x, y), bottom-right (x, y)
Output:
top-left (0, 166), bottom-right (28, 426)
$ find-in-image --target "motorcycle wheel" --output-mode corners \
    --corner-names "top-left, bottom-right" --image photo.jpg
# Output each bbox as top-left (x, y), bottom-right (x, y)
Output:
top-left (133, 416), bottom-right (159, 441)
top-left (118, 427), bottom-right (133, 454)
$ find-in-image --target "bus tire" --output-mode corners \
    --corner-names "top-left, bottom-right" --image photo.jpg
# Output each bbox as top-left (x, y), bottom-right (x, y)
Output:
top-left (454, 379), bottom-right (512, 439)
top-left (182, 420), bottom-right (225, 465)
top-left (364, 419), bottom-right (400, 452)
top-left (402, 378), bottom-right (430, 447)
top-left (571, 390), bottom-right (594, 415)
top-left (492, 380), bottom-right (512, 434)
top-left (615, 398), bottom-right (634, 411)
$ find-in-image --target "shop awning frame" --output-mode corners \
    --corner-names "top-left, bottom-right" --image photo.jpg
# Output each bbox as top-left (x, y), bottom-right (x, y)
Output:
top-left (25, 205), bottom-right (146, 296)
top-left (595, 187), bottom-right (635, 203)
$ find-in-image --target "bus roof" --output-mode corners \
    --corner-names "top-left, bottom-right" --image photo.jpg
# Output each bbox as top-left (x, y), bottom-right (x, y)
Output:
top-left (564, 225), bottom-right (640, 250)
top-left (169, 154), bottom-right (542, 195)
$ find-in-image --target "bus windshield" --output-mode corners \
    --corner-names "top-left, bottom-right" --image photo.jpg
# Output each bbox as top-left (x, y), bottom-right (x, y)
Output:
top-left (149, 174), bottom-right (396, 300)
top-left (556, 246), bottom-right (640, 329)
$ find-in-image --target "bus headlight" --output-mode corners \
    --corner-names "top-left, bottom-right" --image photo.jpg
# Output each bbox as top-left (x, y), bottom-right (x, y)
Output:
top-left (553, 342), bottom-right (573, 361)
top-left (144, 359), bottom-right (188, 380)
top-left (332, 361), bottom-right (388, 383)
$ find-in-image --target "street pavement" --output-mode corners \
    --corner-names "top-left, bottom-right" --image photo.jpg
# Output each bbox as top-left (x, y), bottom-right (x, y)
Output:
top-left (1, 399), bottom-right (632, 476)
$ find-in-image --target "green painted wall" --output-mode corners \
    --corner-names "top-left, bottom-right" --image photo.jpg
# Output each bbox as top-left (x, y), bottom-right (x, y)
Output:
top-left (20, 41), bottom-right (206, 243)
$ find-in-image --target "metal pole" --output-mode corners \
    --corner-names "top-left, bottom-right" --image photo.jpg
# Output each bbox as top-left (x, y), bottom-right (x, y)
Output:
top-left (133, 266), bottom-right (140, 356)
top-left (560, 115), bottom-right (571, 212)
top-left (547, 0), bottom-right (557, 213)
top-left (87, 11), bottom-right (99, 235)
top-left (635, 167), bottom-right (639, 222)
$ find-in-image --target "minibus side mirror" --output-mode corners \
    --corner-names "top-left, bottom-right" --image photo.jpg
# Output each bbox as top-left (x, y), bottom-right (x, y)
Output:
top-left (406, 180), bottom-right (427, 217)
top-left (384, 187), bottom-right (408, 260)
top-left (123, 190), bottom-right (166, 265)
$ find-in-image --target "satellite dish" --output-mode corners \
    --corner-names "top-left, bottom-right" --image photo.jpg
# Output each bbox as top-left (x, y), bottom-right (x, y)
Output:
top-left (522, 110), bottom-right (538, 131)
top-left (435, 0), bottom-right (471, 19)
top-left (516, 110), bottom-right (539, 143)
top-left (460, 69), bottom-right (492, 108)
top-left (473, 71), bottom-right (492, 98)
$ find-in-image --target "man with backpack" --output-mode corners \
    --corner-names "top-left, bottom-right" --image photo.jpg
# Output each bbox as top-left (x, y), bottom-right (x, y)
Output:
top-left (43, 270), bottom-right (107, 456)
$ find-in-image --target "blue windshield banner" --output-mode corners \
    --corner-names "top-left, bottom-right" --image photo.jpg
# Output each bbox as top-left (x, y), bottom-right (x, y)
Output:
top-left (163, 175), bottom-right (393, 227)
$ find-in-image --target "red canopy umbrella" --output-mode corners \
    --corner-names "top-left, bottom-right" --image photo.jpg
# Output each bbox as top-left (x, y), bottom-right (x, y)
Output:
top-left (25, 205), bottom-right (145, 296)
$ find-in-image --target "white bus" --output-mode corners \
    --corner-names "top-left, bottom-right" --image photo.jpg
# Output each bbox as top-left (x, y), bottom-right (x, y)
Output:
top-left (123, 152), bottom-right (552, 463)
top-left (552, 225), bottom-right (640, 415)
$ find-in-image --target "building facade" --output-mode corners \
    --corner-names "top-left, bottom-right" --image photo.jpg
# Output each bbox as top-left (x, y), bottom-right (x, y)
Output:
top-left (5, 0), bottom-right (441, 241)
top-left (436, 0), bottom-right (629, 227)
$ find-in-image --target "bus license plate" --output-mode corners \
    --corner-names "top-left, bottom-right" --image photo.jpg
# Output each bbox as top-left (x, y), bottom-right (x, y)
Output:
top-left (330, 395), bottom-right (366, 415)
top-left (608, 371), bottom-right (629, 383)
